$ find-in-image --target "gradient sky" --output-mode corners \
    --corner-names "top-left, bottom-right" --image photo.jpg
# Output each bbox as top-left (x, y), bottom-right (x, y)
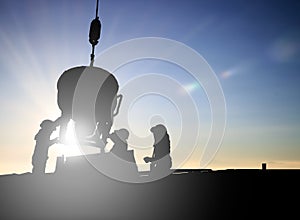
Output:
top-left (0, 0), bottom-right (300, 174)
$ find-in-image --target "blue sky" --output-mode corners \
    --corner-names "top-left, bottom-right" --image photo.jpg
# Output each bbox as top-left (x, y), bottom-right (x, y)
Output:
top-left (0, 0), bottom-right (300, 174)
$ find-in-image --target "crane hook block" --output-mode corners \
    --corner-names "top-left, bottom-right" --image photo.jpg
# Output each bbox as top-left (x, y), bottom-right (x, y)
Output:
top-left (89, 17), bottom-right (101, 46)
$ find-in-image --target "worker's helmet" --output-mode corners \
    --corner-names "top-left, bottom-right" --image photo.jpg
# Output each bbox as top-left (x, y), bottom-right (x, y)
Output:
top-left (40, 119), bottom-right (55, 129)
top-left (115, 128), bottom-right (129, 141)
top-left (150, 124), bottom-right (167, 134)
top-left (150, 124), bottom-right (168, 144)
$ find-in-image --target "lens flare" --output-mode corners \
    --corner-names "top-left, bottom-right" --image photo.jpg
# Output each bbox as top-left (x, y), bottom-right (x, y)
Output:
top-left (220, 69), bottom-right (236, 79)
top-left (183, 82), bottom-right (200, 93)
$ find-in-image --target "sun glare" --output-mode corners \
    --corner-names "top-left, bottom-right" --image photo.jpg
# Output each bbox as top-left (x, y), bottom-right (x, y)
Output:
top-left (65, 120), bottom-right (78, 144)
top-left (59, 120), bottom-right (83, 157)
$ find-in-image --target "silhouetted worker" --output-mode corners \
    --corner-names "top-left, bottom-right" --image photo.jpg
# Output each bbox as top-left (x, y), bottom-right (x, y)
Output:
top-left (108, 129), bottom-right (138, 177)
top-left (109, 129), bottom-right (136, 163)
top-left (144, 124), bottom-right (172, 175)
top-left (32, 119), bottom-right (59, 174)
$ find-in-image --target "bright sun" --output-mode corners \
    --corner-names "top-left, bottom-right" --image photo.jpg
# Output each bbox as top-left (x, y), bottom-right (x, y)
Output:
top-left (54, 120), bottom-right (100, 157)
top-left (57, 120), bottom-right (83, 157)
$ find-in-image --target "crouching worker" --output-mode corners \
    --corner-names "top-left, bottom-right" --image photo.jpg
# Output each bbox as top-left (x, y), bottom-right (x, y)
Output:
top-left (144, 124), bottom-right (172, 176)
top-left (108, 129), bottom-right (139, 180)
top-left (32, 119), bottom-right (59, 174)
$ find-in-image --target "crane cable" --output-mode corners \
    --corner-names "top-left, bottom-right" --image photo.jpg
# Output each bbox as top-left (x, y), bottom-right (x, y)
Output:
top-left (89, 0), bottom-right (101, 67)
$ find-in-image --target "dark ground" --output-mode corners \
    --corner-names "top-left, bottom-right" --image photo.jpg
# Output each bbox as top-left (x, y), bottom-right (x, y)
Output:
top-left (0, 168), bottom-right (299, 220)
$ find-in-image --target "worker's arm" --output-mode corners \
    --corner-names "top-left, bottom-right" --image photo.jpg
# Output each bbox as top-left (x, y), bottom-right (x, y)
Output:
top-left (144, 151), bottom-right (156, 163)
top-left (49, 137), bottom-right (59, 146)
top-left (144, 156), bottom-right (153, 163)
top-left (144, 146), bottom-right (157, 163)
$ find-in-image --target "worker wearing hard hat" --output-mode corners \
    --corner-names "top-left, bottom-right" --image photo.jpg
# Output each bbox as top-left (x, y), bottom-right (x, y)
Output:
top-left (144, 124), bottom-right (172, 175)
top-left (31, 119), bottom-right (59, 174)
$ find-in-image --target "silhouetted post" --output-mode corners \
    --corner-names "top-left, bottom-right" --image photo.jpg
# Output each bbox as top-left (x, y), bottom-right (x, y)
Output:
top-left (262, 163), bottom-right (267, 170)
top-left (55, 155), bottom-right (65, 173)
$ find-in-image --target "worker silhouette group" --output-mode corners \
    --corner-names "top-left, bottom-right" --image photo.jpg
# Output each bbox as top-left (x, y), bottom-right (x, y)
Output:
top-left (31, 120), bottom-right (173, 178)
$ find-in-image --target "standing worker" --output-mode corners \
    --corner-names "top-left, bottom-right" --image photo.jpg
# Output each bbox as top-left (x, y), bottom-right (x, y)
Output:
top-left (32, 119), bottom-right (59, 174)
top-left (144, 124), bottom-right (172, 176)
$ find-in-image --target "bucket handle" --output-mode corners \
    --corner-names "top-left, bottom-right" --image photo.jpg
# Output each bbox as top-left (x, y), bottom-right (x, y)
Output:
top-left (113, 94), bottom-right (123, 117)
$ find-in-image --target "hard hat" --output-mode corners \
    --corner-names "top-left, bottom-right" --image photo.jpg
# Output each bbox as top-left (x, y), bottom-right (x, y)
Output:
top-left (150, 124), bottom-right (167, 134)
top-left (115, 128), bottom-right (129, 141)
top-left (40, 119), bottom-right (55, 128)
